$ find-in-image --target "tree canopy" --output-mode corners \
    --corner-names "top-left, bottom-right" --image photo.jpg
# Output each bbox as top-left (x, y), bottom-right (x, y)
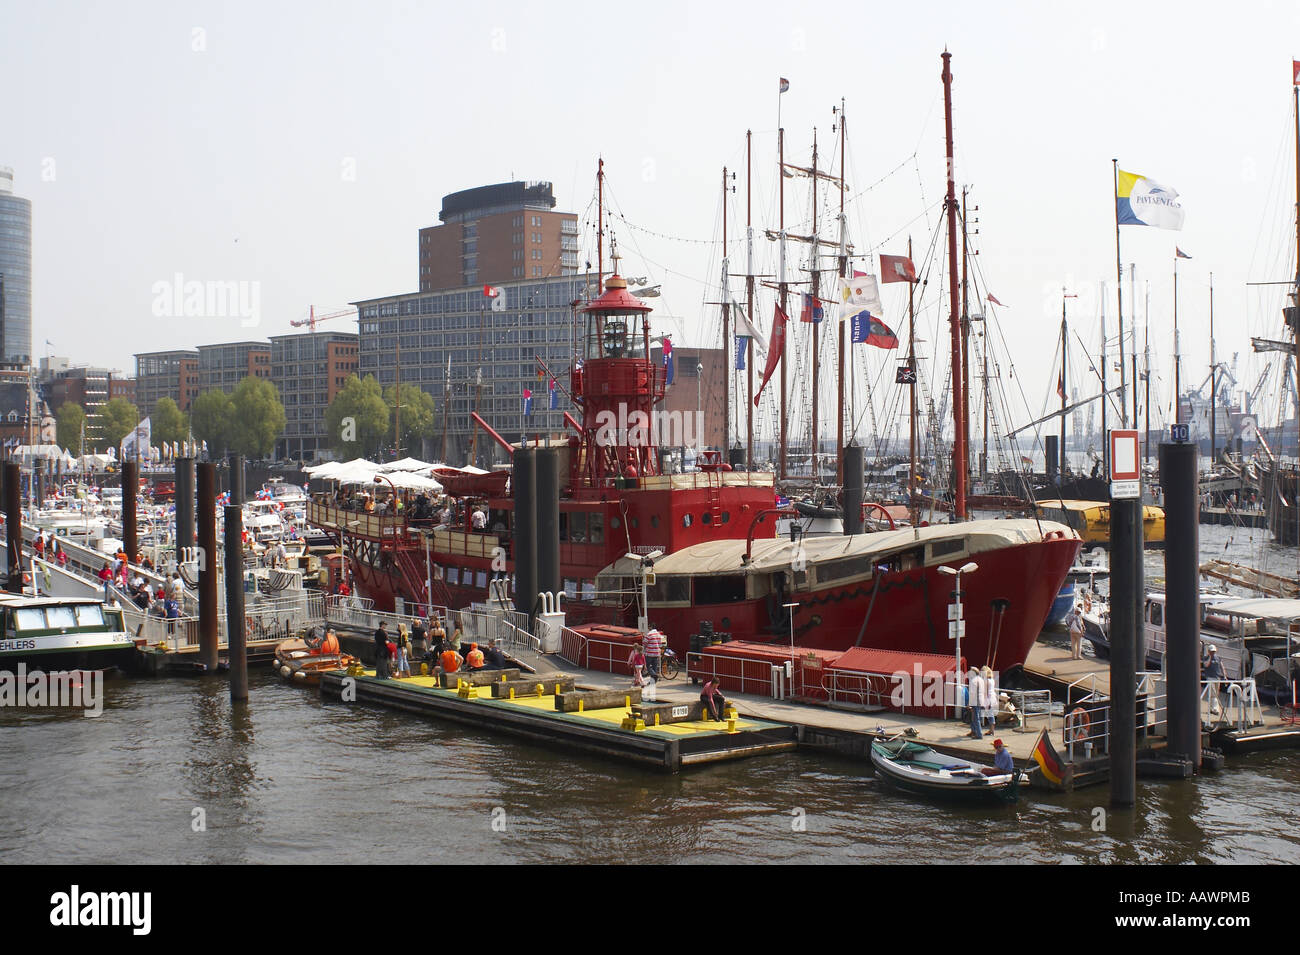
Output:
top-left (96, 397), bottom-right (138, 451)
top-left (230, 376), bottom-right (286, 459)
top-left (152, 397), bottom-right (189, 447)
top-left (56, 402), bottom-right (86, 455)
top-left (383, 384), bottom-right (436, 457)
top-left (324, 374), bottom-right (388, 457)
top-left (189, 390), bottom-right (235, 458)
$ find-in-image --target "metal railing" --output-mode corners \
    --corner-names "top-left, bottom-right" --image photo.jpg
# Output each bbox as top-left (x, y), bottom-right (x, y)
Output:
top-left (126, 590), bottom-right (325, 651)
top-left (1201, 677), bottom-right (1263, 732)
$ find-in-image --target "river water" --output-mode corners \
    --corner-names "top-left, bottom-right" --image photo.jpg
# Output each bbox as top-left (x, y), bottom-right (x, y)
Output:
top-left (2, 520), bottom-right (1297, 866)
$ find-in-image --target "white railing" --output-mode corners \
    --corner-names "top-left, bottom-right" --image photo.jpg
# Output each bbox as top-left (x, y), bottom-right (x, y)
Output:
top-left (127, 590), bottom-right (325, 651)
top-left (1201, 677), bottom-right (1263, 732)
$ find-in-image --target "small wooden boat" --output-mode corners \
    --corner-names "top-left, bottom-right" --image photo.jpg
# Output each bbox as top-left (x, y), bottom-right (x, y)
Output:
top-left (273, 638), bottom-right (356, 687)
top-left (870, 737), bottom-right (1026, 803)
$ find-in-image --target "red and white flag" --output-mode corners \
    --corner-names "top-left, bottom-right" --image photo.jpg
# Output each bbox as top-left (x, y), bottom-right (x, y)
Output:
top-left (879, 253), bottom-right (917, 284)
top-left (483, 285), bottom-right (502, 298)
top-left (987, 292), bottom-right (1006, 307)
top-left (755, 304), bottom-right (788, 406)
top-left (779, 77), bottom-right (790, 93)
top-left (1293, 59), bottom-right (1300, 86)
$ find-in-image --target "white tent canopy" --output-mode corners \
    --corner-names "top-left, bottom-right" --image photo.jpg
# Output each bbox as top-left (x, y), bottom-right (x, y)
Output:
top-left (379, 457), bottom-right (436, 473)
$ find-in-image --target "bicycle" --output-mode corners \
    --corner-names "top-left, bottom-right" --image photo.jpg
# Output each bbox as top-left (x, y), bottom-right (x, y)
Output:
top-left (656, 648), bottom-right (681, 681)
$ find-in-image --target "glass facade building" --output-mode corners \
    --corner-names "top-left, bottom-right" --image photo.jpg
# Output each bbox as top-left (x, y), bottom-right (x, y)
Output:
top-left (0, 168), bottom-right (32, 366)
top-left (355, 274), bottom-right (592, 467)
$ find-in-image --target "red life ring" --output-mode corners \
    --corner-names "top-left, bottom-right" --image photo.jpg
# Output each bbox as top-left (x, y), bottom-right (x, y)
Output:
top-left (1065, 707), bottom-right (1091, 743)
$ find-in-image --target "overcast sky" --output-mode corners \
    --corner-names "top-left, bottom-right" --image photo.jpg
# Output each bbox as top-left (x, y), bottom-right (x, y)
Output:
top-left (7, 0), bottom-right (1300, 443)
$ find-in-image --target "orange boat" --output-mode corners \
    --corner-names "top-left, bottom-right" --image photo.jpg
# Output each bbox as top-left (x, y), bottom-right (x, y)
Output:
top-left (273, 637), bottom-right (356, 686)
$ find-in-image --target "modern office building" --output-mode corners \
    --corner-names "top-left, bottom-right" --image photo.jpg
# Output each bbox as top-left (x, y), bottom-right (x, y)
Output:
top-left (135, 349), bottom-right (200, 417)
top-left (196, 340), bottom-right (271, 394)
top-left (418, 181), bottom-right (580, 291)
top-left (38, 360), bottom-right (130, 446)
top-left (269, 330), bottom-right (359, 461)
top-left (0, 167), bottom-right (32, 366)
top-left (355, 274), bottom-right (595, 466)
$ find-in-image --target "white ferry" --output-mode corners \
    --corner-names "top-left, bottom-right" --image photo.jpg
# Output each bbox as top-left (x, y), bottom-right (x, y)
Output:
top-left (0, 594), bottom-right (137, 671)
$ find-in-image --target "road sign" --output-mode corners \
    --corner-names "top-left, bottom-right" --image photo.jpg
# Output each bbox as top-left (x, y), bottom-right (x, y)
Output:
top-left (1110, 479), bottom-right (1141, 500)
top-left (1170, 423), bottom-right (1190, 443)
top-left (947, 604), bottom-right (962, 621)
top-left (1109, 429), bottom-right (1140, 482)
top-left (948, 620), bottom-right (966, 639)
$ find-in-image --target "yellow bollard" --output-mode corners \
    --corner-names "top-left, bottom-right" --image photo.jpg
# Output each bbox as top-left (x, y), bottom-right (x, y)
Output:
top-left (509, 688), bottom-right (516, 700)
top-left (535, 683), bottom-right (544, 697)
top-left (625, 695), bottom-right (631, 709)
top-left (654, 713), bottom-right (661, 726)
top-left (578, 699), bottom-right (585, 713)
top-left (420, 662), bottom-right (429, 676)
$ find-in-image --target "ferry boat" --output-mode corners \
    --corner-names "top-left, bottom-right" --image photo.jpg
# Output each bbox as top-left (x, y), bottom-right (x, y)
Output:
top-left (0, 594), bottom-right (136, 671)
top-left (308, 266), bottom-right (1079, 673)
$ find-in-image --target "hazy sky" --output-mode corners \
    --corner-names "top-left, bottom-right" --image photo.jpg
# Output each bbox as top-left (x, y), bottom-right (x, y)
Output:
top-left (7, 0), bottom-right (1300, 443)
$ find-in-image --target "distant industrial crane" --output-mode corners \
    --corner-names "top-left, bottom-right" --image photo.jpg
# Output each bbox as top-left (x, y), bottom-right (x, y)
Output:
top-left (290, 305), bottom-right (357, 331)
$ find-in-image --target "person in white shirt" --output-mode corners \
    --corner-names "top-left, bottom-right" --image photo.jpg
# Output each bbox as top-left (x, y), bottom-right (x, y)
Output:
top-left (471, 508), bottom-right (487, 531)
top-left (966, 667), bottom-right (988, 739)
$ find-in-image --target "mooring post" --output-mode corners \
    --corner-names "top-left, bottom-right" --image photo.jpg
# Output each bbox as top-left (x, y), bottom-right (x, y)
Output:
top-left (122, 459), bottom-right (139, 568)
top-left (513, 446), bottom-right (537, 625)
top-left (175, 456), bottom-right (195, 560)
top-left (1109, 496), bottom-right (1139, 807)
top-left (227, 454), bottom-right (245, 507)
top-left (197, 462), bottom-right (219, 672)
top-left (535, 446), bottom-right (560, 601)
top-left (224, 504), bottom-right (248, 700)
top-left (1160, 440), bottom-right (1201, 769)
top-left (1044, 434), bottom-right (1059, 485)
top-left (842, 444), bottom-right (864, 536)
top-left (4, 462), bottom-right (22, 593)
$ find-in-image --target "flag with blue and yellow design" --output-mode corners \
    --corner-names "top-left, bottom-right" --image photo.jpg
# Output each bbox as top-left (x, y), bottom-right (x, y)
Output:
top-left (1117, 169), bottom-right (1185, 230)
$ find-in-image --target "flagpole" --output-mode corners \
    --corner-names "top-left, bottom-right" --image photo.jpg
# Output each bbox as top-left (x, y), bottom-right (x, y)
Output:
top-left (908, 236), bottom-right (918, 526)
top-left (1173, 253), bottom-right (1181, 425)
top-left (1101, 281), bottom-right (1109, 472)
top-left (1130, 262), bottom-right (1139, 431)
top-left (1209, 271), bottom-right (1216, 463)
top-left (1144, 280), bottom-right (1151, 465)
top-left (746, 129), bottom-right (755, 471)
top-left (1113, 158), bottom-right (1127, 427)
top-left (810, 129), bottom-right (820, 484)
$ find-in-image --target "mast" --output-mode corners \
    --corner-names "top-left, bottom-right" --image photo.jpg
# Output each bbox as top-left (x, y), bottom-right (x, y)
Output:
top-left (836, 101), bottom-right (847, 483)
top-left (1060, 290), bottom-right (1076, 477)
top-left (1130, 263), bottom-right (1139, 433)
top-left (942, 50), bottom-right (967, 518)
top-left (810, 129), bottom-right (820, 483)
top-left (1113, 159), bottom-right (1128, 426)
top-left (395, 333), bottom-right (401, 461)
top-left (1101, 282), bottom-right (1109, 471)
top-left (746, 130), bottom-right (755, 471)
top-left (1144, 282), bottom-right (1151, 464)
top-left (779, 127), bottom-right (788, 481)
top-left (1210, 272), bottom-right (1216, 462)
top-left (961, 186), bottom-right (972, 490)
top-left (907, 236), bottom-right (919, 525)
top-left (597, 157), bottom-right (605, 294)
top-left (722, 165), bottom-right (731, 455)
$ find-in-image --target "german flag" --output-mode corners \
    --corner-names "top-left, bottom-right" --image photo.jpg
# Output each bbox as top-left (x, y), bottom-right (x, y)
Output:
top-left (1031, 729), bottom-right (1065, 787)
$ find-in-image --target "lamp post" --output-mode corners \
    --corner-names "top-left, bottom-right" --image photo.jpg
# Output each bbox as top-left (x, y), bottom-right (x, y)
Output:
top-left (938, 561), bottom-right (979, 717)
top-left (624, 549), bottom-right (662, 633)
top-left (784, 601), bottom-right (799, 696)
top-left (409, 526), bottom-right (432, 616)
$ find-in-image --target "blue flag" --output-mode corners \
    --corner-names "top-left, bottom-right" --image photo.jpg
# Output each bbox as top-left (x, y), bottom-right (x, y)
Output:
top-left (848, 310), bottom-right (899, 349)
top-left (548, 378), bottom-right (558, 410)
top-left (734, 336), bottom-right (747, 370)
top-left (523, 388), bottom-right (533, 416)
top-left (663, 338), bottom-right (675, 385)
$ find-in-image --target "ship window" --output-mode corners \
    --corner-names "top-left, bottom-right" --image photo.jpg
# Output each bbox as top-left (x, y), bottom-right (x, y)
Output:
top-left (702, 513), bottom-right (712, 525)
top-left (447, 568), bottom-right (460, 585)
top-left (650, 515), bottom-right (659, 528)
top-left (476, 571), bottom-right (488, 589)
top-left (74, 604), bottom-right (105, 627)
top-left (817, 555), bottom-right (874, 584)
top-left (929, 538), bottom-right (965, 559)
top-left (682, 513), bottom-right (693, 528)
top-left (14, 608), bottom-right (47, 630)
top-left (588, 513), bottom-right (604, 543)
top-left (45, 606), bottom-right (78, 629)
top-left (610, 516), bottom-right (621, 530)
top-left (1150, 603), bottom-right (1163, 627)
top-left (721, 512), bottom-right (730, 524)
top-left (648, 576), bottom-right (690, 604)
top-left (694, 575), bottom-right (746, 604)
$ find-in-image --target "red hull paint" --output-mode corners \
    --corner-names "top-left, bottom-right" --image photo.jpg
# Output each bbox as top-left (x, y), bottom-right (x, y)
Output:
top-left (349, 532), bottom-right (1077, 674)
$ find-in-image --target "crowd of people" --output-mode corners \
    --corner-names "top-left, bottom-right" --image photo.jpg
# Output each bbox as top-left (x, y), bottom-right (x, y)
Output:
top-left (371, 613), bottom-right (509, 680)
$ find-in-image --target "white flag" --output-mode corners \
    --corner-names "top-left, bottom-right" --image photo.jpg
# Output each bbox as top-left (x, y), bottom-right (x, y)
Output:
top-left (838, 275), bottom-right (884, 318)
top-left (732, 299), bottom-right (768, 354)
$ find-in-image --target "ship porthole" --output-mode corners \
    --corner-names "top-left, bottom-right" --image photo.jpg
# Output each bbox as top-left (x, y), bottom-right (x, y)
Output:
top-left (683, 514), bottom-right (693, 528)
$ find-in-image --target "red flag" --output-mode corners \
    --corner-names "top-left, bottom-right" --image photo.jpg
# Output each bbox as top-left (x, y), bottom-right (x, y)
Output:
top-left (755, 304), bottom-right (788, 406)
top-left (987, 292), bottom-right (1005, 307)
top-left (1294, 59), bottom-right (1300, 86)
top-left (879, 253), bottom-right (917, 284)
top-left (1057, 369), bottom-right (1065, 400)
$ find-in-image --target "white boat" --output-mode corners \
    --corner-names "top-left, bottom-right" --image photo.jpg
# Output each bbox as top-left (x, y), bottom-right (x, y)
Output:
top-left (0, 594), bottom-right (136, 670)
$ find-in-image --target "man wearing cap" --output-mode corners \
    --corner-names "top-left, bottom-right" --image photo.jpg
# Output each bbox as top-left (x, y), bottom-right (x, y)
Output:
top-left (1203, 645), bottom-right (1227, 716)
top-left (992, 738), bottom-right (1014, 775)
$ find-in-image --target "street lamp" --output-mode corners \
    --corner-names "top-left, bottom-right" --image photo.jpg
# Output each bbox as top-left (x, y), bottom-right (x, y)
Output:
top-left (784, 601), bottom-right (800, 697)
top-left (409, 526), bottom-right (432, 616)
top-left (624, 549), bottom-right (663, 633)
top-left (938, 561), bottom-right (979, 717)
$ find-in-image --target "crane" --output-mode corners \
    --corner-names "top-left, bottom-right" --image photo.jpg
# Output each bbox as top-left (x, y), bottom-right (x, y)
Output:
top-left (290, 305), bottom-right (357, 331)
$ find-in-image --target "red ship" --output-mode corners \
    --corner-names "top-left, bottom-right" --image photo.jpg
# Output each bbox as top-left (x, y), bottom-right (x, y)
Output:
top-left (308, 266), bottom-right (1079, 675)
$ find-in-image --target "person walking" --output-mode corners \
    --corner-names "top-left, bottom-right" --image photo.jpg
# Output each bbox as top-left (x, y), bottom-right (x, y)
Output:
top-left (395, 624), bottom-right (412, 678)
top-left (966, 667), bottom-right (986, 739)
top-left (1067, 605), bottom-right (1085, 660)
top-left (627, 643), bottom-right (647, 688)
top-left (642, 628), bottom-right (666, 681)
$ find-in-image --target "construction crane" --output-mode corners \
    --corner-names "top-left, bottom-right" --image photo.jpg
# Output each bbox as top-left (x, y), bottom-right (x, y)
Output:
top-left (290, 305), bottom-right (357, 331)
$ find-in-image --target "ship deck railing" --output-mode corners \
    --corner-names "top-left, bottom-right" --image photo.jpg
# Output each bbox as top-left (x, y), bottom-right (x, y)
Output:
top-left (1201, 677), bottom-right (1264, 732)
top-left (125, 591), bottom-right (324, 651)
top-left (307, 501), bottom-right (502, 560)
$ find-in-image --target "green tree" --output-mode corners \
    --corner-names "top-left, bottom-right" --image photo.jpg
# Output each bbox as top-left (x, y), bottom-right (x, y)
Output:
top-left (229, 376), bottom-right (286, 459)
top-left (152, 397), bottom-right (189, 446)
top-left (189, 390), bottom-right (235, 458)
top-left (56, 403), bottom-right (87, 456)
top-left (384, 384), bottom-right (436, 457)
top-left (324, 374), bottom-right (388, 457)
top-left (96, 397), bottom-right (138, 452)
